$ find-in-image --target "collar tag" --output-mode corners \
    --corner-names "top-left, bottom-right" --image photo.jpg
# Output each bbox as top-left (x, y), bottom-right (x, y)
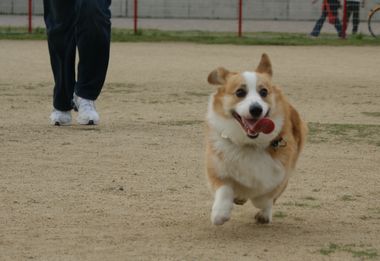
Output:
top-left (271, 137), bottom-right (287, 150)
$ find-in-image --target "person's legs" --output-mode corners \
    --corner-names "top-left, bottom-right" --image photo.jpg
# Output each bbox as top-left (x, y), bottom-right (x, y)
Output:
top-left (70, 0), bottom-right (111, 125)
top-left (43, 0), bottom-right (76, 112)
top-left (346, 1), bottom-right (353, 28)
top-left (311, 7), bottom-right (328, 37)
top-left (333, 18), bottom-right (343, 37)
top-left (74, 0), bottom-right (111, 101)
top-left (333, 15), bottom-right (343, 37)
top-left (329, 1), bottom-right (344, 37)
top-left (352, 2), bottom-right (360, 34)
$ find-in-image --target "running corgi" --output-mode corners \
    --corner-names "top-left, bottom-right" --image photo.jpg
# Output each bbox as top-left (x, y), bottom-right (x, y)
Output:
top-left (206, 53), bottom-right (307, 225)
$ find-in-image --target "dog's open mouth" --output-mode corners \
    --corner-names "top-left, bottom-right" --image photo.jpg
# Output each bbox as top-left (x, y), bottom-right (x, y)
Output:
top-left (232, 111), bottom-right (260, 139)
top-left (232, 111), bottom-right (273, 139)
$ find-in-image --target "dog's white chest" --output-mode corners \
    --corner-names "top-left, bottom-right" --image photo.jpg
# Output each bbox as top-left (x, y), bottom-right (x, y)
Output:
top-left (213, 139), bottom-right (285, 197)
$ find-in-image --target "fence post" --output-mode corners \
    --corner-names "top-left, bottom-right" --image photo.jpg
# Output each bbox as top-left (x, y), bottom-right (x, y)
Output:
top-left (238, 0), bottom-right (243, 37)
top-left (134, 0), bottom-right (138, 34)
top-left (28, 0), bottom-right (32, 33)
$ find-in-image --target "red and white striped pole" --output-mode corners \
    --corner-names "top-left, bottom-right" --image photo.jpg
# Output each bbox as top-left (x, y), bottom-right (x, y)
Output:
top-left (28, 0), bottom-right (32, 33)
top-left (238, 0), bottom-right (243, 37)
top-left (134, 0), bottom-right (138, 34)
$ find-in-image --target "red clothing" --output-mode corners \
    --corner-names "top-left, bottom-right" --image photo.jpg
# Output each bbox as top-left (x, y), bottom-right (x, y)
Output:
top-left (323, 0), bottom-right (339, 24)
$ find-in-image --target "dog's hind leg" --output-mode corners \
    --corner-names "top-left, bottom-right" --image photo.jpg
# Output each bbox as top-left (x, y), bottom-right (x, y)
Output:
top-left (251, 197), bottom-right (274, 224)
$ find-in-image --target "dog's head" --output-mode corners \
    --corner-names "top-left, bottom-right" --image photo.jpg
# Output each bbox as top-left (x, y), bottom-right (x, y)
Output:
top-left (207, 53), bottom-right (284, 146)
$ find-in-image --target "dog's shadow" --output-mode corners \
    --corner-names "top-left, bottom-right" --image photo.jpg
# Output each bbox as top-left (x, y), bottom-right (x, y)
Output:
top-left (190, 212), bottom-right (328, 245)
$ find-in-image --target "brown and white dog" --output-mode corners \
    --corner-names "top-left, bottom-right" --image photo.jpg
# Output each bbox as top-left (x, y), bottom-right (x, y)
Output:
top-left (206, 53), bottom-right (307, 225)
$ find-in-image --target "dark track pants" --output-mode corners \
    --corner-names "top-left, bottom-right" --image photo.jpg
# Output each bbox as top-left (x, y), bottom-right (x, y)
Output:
top-left (346, 1), bottom-right (360, 34)
top-left (311, 0), bottom-right (343, 37)
top-left (43, 0), bottom-right (111, 111)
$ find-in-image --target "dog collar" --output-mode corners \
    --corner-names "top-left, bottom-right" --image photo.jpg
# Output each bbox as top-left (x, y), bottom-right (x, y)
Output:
top-left (221, 131), bottom-right (286, 150)
top-left (270, 137), bottom-right (287, 150)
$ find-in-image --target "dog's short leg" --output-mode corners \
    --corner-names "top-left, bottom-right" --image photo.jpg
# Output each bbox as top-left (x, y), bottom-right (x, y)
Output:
top-left (211, 185), bottom-right (234, 225)
top-left (252, 197), bottom-right (273, 224)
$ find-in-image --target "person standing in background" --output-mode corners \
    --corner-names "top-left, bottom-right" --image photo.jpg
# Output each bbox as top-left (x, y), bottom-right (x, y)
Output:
top-left (310, 0), bottom-right (344, 38)
top-left (345, 0), bottom-right (365, 35)
top-left (43, 0), bottom-right (111, 126)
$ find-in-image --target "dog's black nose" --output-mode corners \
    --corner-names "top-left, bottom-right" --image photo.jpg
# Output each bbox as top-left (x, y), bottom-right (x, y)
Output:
top-left (249, 103), bottom-right (263, 118)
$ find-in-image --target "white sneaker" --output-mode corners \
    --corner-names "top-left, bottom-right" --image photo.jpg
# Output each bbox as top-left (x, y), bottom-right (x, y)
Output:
top-left (50, 109), bottom-right (72, 126)
top-left (73, 94), bottom-right (99, 125)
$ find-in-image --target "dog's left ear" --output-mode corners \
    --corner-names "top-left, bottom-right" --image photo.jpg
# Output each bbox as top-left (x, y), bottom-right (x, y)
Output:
top-left (256, 53), bottom-right (273, 77)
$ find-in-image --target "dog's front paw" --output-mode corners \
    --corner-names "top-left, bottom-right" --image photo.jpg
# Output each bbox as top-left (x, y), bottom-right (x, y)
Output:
top-left (211, 185), bottom-right (234, 225)
top-left (211, 208), bottom-right (231, 225)
top-left (255, 211), bottom-right (272, 224)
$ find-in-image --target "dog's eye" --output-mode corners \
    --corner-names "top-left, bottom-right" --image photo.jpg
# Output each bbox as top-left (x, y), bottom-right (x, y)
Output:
top-left (259, 88), bottom-right (268, 98)
top-left (235, 88), bottom-right (247, 98)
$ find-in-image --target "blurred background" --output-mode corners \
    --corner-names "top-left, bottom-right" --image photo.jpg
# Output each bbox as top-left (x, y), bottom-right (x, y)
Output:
top-left (1, 0), bottom-right (379, 35)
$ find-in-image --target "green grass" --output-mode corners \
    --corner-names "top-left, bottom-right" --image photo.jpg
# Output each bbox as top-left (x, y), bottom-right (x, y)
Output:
top-left (1, 27), bottom-right (380, 46)
top-left (154, 120), bottom-right (203, 126)
top-left (340, 194), bottom-right (356, 202)
top-left (273, 211), bottom-right (287, 218)
top-left (185, 91), bottom-right (209, 97)
top-left (308, 122), bottom-right (380, 146)
top-left (361, 208), bottom-right (380, 221)
top-left (368, 208), bottom-right (380, 214)
top-left (319, 243), bottom-right (379, 259)
top-left (0, 26), bottom-right (46, 40)
top-left (362, 112), bottom-right (380, 118)
top-left (319, 243), bottom-right (339, 255)
top-left (282, 201), bottom-right (320, 209)
top-left (303, 196), bottom-right (317, 201)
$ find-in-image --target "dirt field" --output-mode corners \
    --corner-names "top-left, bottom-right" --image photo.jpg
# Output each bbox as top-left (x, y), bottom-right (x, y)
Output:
top-left (1, 41), bottom-right (380, 261)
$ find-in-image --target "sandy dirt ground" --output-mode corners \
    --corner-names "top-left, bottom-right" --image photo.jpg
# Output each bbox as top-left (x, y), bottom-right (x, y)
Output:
top-left (0, 41), bottom-right (380, 261)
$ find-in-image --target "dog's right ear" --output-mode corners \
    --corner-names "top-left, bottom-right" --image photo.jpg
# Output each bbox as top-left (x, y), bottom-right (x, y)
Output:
top-left (207, 67), bottom-right (230, 85)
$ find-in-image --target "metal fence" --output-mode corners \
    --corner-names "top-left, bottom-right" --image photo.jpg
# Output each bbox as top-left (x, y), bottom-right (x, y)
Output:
top-left (0, 0), bottom-right (378, 36)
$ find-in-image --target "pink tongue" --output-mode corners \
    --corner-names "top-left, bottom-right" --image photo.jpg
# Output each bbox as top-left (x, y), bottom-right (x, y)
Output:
top-left (254, 118), bottom-right (275, 134)
top-left (242, 117), bottom-right (275, 134)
